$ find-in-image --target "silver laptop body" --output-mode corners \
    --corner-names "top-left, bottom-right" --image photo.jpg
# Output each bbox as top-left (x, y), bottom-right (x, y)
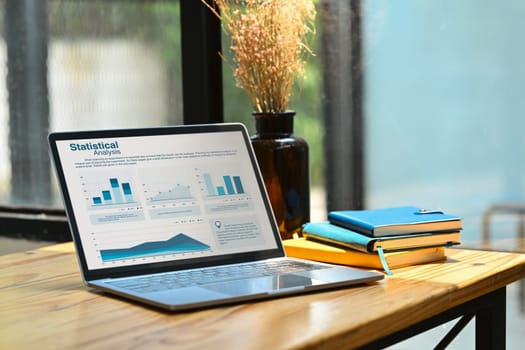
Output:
top-left (49, 123), bottom-right (383, 311)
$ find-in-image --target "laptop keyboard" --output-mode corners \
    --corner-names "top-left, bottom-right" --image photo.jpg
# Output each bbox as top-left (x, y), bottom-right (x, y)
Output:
top-left (107, 259), bottom-right (327, 294)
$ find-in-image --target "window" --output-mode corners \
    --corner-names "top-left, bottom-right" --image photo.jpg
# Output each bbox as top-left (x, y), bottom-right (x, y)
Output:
top-left (1, 0), bottom-right (189, 240)
top-left (363, 0), bottom-right (525, 252)
top-left (1, 0), bottom-right (183, 209)
top-left (2, 0), bottom-right (525, 255)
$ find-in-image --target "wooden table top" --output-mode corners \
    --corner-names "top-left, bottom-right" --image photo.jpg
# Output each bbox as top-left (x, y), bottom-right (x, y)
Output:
top-left (1, 243), bottom-right (524, 350)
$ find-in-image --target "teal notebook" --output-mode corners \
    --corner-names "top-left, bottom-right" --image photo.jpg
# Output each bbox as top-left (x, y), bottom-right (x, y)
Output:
top-left (302, 222), bottom-right (460, 253)
top-left (328, 206), bottom-right (462, 237)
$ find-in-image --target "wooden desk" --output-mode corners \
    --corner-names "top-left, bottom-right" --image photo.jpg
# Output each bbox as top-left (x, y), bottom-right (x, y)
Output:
top-left (1, 243), bottom-right (524, 349)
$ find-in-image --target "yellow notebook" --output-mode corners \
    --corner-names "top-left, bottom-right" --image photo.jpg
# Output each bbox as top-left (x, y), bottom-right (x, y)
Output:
top-left (283, 238), bottom-right (446, 271)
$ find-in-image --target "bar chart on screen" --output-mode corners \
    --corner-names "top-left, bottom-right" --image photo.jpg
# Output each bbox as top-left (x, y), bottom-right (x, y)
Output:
top-left (81, 172), bottom-right (139, 210)
top-left (197, 168), bottom-right (247, 198)
top-left (194, 166), bottom-right (254, 214)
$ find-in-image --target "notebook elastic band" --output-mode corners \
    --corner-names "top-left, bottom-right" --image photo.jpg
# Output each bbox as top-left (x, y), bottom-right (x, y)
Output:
top-left (377, 246), bottom-right (393, 276)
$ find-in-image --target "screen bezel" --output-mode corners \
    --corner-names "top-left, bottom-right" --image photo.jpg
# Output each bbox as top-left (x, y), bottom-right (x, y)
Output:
top-left (48, 123), bottom-right (285, 281)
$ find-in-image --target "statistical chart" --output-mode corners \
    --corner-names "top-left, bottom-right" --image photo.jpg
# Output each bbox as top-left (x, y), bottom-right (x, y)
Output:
top-left (196, 166), bottom-right (248, 198)
top-left (99, 233), bottom-right (211, 261)
top-left (81, 173), bottom-right (138, 210)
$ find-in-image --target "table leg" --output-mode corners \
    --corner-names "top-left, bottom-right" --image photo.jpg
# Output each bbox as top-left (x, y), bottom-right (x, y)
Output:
top-left (359, 286), bottom-right (508, 349)
top-left (475, 287), bottom-right (506, 350)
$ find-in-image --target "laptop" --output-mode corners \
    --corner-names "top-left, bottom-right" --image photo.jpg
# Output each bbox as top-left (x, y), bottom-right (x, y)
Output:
top-left (48, 123), bottom-right (383, 311)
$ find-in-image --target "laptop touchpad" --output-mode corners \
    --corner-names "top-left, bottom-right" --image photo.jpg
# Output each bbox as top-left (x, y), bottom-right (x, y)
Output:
top-left (204, 274), bottom-right (315, 296)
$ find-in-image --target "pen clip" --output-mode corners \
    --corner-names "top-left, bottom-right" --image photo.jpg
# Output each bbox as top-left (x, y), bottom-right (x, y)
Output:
top-left (415, 208), bottom-right (444, 215)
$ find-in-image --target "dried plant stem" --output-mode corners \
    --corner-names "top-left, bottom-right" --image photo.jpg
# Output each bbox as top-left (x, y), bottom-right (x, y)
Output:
top-left (204, 0), bottom-right (316, 113)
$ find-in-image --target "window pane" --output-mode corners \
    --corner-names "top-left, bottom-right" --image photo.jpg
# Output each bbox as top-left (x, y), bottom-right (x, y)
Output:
top-left (0, 0), bottom-right (182, 208)
top-left (364, 0), bottom-right (525, 251)
top-left (49, 1), bottom-right (182, 131)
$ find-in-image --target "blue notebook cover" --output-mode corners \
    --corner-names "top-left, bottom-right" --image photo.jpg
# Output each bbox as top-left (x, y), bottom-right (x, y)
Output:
top-left (328, 206), bottom-right (462, 237)
top-left (303, 222), bottom-right (374, 253)
top-left (302, 221), bottom-right (461, 253)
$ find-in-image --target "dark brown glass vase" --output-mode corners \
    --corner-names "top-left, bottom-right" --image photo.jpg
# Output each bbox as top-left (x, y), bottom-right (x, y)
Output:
top-left (251, 111), bottom-right (310, 240)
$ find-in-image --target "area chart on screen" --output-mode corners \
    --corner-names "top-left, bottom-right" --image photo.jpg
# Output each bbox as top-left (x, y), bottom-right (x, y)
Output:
top-left (99, 233), bottom-right (211, 261)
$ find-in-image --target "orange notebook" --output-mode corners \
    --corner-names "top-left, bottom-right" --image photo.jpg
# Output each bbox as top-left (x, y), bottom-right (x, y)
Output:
top-left (283, 238), bottom-right (446, 271)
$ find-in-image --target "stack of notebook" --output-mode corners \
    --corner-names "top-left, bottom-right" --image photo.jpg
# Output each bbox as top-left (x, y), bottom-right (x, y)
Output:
top-left (284, 206), bottom-right (462, 275)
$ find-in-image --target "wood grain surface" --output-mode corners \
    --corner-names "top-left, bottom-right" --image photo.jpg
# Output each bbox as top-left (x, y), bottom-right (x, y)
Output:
top-left (1, 243), bottom-right (524, 349)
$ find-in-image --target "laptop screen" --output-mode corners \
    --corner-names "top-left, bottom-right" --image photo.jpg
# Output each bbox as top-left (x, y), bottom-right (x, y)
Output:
top-left (50, 124), bottom-right (282, 276)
